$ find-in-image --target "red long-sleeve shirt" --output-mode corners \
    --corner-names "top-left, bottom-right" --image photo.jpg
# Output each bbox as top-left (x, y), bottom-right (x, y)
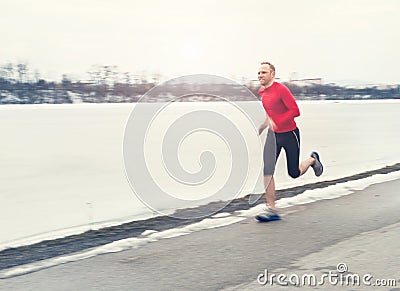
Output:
top-left (259, 82), bottom-right (300, 133)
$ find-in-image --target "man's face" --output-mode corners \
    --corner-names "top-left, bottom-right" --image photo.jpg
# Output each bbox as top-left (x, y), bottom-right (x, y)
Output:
top-left (258, 64), bottom-right (275, 86)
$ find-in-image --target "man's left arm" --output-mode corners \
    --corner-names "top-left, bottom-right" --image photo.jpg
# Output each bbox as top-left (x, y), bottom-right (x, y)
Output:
top-left (280, 85), bottom-right (300, 123)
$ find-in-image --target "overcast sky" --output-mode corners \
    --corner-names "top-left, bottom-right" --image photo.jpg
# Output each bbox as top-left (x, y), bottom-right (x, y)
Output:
top-left (1, 0), bottom-right (399, 84)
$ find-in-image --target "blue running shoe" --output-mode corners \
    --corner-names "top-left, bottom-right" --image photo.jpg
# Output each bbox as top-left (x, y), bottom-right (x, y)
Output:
top-left (255, 206), bottom-right (281, 222)
top-left (311, 151), bottom-right (323, 177)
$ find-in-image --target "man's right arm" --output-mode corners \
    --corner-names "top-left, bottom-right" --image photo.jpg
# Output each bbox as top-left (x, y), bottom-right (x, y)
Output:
top-left (259, 115), bottom-right (275, 135)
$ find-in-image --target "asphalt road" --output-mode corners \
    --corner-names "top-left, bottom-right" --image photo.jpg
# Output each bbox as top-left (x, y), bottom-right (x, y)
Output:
top-left (1, 179), bottom-right (400, 291)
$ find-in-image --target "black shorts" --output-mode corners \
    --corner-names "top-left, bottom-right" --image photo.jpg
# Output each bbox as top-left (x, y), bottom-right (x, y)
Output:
top-left (263, 127), bottom-right (301, 178)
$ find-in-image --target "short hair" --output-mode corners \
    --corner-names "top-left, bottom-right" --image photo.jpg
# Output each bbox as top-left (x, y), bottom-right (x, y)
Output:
top-left (260, 62), bottom-right (275, 72)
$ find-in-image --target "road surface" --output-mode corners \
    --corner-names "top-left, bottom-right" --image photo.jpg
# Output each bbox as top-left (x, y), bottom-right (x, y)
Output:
top-left (1, 179), bottom-right (399, 291)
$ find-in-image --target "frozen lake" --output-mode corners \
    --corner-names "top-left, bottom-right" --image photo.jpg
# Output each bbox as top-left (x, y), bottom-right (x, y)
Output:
top-left (1, 100), bottom-right (399, 250)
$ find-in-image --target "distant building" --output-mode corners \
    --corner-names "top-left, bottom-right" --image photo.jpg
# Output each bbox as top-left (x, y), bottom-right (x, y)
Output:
top-left (289, 78), bottom-right (322, 86)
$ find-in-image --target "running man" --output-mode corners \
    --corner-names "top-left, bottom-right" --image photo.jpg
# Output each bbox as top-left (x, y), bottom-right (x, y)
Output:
top-left (256, 61), bottom-right (323, 222)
